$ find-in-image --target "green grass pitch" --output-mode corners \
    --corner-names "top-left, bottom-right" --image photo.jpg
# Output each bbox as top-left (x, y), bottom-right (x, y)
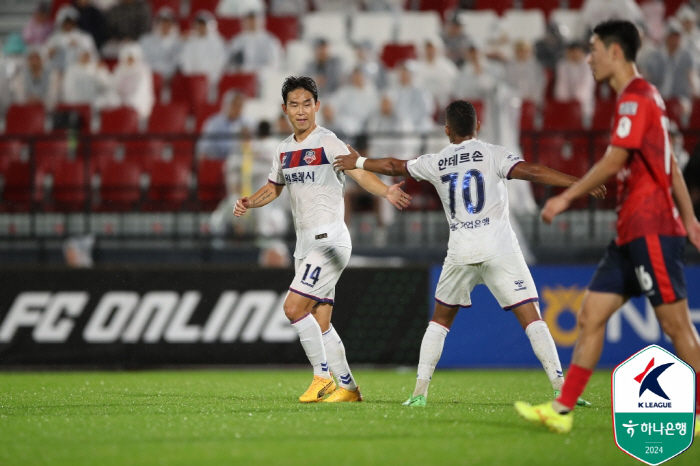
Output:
top-left (0, 369), bottom-right (697, 466)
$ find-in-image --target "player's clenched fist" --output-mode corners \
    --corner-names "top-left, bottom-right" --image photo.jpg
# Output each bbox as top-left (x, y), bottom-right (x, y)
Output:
top-left (234, 197), bottom-right (251, 217)
top-left (589, 184), bottom-right (607, 200)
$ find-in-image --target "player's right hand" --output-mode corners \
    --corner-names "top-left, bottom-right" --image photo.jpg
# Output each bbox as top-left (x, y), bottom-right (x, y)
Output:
top-left (589, 184), bottom-right (607, 200)
top-left (234, 197), bottom-right (251, 217)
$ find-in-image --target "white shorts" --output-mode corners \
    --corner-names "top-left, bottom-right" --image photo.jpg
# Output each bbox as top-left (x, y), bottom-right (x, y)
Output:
top-left (435, 252), bottom-right (538, 310)
top-left (289, 245), bottom-right (351, 305)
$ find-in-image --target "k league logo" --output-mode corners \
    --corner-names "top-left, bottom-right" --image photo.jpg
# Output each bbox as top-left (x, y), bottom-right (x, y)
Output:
top-left (612, 345), bottom-right (696, 465)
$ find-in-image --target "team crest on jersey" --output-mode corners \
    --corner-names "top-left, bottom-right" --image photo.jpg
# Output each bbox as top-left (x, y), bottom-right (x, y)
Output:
top-left (304, 150), bottom-right (316, 164)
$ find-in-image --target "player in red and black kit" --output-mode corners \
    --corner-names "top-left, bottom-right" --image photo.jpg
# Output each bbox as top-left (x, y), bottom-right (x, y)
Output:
top-left (515, 20), bottom-right (700, 434)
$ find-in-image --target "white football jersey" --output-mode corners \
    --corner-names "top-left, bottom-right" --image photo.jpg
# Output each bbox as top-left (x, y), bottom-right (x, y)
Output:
top-left (406, 139), bottom-right (524, 264)
top-left (268, 126), bottom-right (351, 258)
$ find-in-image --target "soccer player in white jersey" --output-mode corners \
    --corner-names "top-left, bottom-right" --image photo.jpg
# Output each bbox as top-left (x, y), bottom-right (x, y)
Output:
top-left (234, 76), bottom-right (411, 403)
top-left (334, 100), bottom-right (606, 407)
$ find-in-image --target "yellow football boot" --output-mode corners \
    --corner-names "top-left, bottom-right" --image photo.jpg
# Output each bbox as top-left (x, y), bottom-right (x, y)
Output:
top-left (299, 375), bottom-right (336, 403)
top-left (514, 401), bottom-right (573, 434)
top-left (322, 386), bottom-right (363, 402)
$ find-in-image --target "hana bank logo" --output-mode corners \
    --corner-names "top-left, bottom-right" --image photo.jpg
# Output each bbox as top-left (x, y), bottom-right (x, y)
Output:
top-left (541, 286), bottom-right (585, 347)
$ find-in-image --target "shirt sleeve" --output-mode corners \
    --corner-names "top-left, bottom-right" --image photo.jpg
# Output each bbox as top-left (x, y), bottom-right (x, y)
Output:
top-left (268, 143), bottom-right (285, 186)
top-left (405, 154), bottom-right (434, 182)
top-left (610, 95), bottom-right (649, 150)
top-left (493, 145), bottom-right (525, 179)
top-left (321, 133), bottom-right (350, 164)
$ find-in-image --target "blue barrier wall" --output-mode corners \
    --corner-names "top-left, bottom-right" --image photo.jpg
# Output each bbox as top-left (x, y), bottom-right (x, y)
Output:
top-left (430, 265), bottom-right (700, 368)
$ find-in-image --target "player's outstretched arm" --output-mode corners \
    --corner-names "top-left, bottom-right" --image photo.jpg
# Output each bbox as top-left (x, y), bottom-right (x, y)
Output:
top-left (333, 145), bottom-right (410, 177)
top-left (346, 169), bottom-right (411, 210)
top-left (540, 146), bottom-right (629, 224)
top-left (509, 162), bottom-right (607, 199)
top-left (670, 155), bottom-right (700, 250)
top-left (233, 181), bottom-right (284, 217)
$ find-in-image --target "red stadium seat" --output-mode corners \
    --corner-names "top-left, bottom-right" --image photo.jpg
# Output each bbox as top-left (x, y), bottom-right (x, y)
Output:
top-left (380, 43), bottom-right (417, 69)
top-left (53, 104), bottom-right (91, 133)
top-left (150, 0), bottom-right (181, 16)
top-left (0, 140), bottom-right (27, 175)
top-left (50, 158), bottom-right (87, 211)
top-left (473, 0), bottom-right (513, 15)
top-left (217, 17), bottom-right (242, 40)
top-left (591, 99), bottom-right (616, 131)
top-left (97, 159), bottom-right (141, 211)
top-left (5, 104), bottom-right (46, 135)
top-left (170, 73), bottom-right (209, 113)
top-left (124, 140), bottom-right (167, 173)
top-left (218, 72), bottom-right (257, 100)
top-left (418, 0), bottom-right (458, 19)
top-left (663, 98), bottom-right (684, 127)
top-left (195, 103), bottom-right (220, 132)
top-left (2, 161), bottom-right (42, 211)
top-left (537, 135), bottom-right (592, 208)
top-left (152, 72), bottom-right (164, 103)
top-left (169, 140), bottom-right (195, 170)
top-left (688, 98), bottom-right (700, 129)
top-left (50, 0), bottom-right (72, 18)
top-left (658, 0), bottom-right (685, 17)
top-left (34, 140), bottom-right (71, 174)
top-left (88, 139), bottom-right (121, 175)
top-left (99, 107), bottom-right (140, 134)
top-left (188, 0), bottom-right (218, 19)
top-left (145, 160), bottom-right (192, 210)
top-left (520, 100), bottom-right (537, 131)
top-left (522, 0), bottom-right (559, 18)
top-left (543, 100), bottom-right (583, 130)
top-left (265, 16), bottom-right (299, 45)
top-left (567, 0), bottom-right (584, 8)
top-left (197, 158), bottom-right (226, 210)
top-left (148, 102), bottom-right (189, 134)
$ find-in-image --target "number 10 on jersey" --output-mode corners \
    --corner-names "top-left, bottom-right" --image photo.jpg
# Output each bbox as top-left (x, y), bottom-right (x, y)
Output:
top-left (441, 169), bottom-right (486, 218)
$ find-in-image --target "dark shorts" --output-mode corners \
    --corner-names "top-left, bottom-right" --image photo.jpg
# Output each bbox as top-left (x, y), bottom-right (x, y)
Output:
top-left (588, 235), bottom-right (687, 307)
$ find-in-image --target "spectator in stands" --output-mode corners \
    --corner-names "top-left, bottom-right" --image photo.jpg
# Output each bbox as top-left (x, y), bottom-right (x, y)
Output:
top-left (639, 0), bottom-right (666, 44)
top-left (196, 90), bottom-right (255, 160)
top-left (45, 6), bottom-right (97, 72)
top-left (22, 2), bottom-right (53, 46)
top-left (103, 0), bottom-right (150, 56)
top-left (353, 41), bottom-right (387, 90)
top-left (453, 44), bottom-right (502, 101)
top-left (366, 93), bottom-right (416, 159)
top-left (61, 46), bottom-right (115, 109)
top-left (216, 0), bottom-right (265, 17)
top-left (416, 40), bottom-right (458, 112)
top-left (228, 13), bottom-right (282, 73)
top-left (580, 0), bottom-right (644, 37)
top-left (1, 34), bottom-right (27, 112)
top-left (269, 0), bottom-right (309, 16)
top-left (74, 0), bottom-right (108, 51)
top-left (178, 11), bottom-right (227, 86)
top-left (139, 7), bottom-right (182, 80)
top-left (10, 47), bottom-right (60, 109)
top-left (92, 0), bottom-right (118, 10)
top-left (677, 5), bottom-right (700, 65)
top-left (111, 42), bottom-right (154, 120)
top-left (363, 0), bottom-right (403, 11)
top-left (535, 21), bottom-right (566, 72)
top-left (387, 61), bottom-right (435, 133)
top-left (327, 67), bottom-right (379, 139)
top-left (304, 39), bottom-right (343, 96)
top-left (505, 40), bottom-right (546, 106)
top-left (442, 16), bottom-right (471, 67)
top-left (554, 41), bottom-right (595, 121)
top-left (640, 20), bottom-right (696, 117)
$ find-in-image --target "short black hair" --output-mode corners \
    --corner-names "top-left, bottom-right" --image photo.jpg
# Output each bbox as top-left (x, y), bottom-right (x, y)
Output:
top-left (281, 76), bottom-right (318, 104)
top-left (592, 20), bottom-right (641, 62)
top-left (445, 100), bottom-right (477, 137)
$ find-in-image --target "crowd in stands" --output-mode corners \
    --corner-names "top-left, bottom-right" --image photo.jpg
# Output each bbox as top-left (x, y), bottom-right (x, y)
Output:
top-left (2, 0), bottom-right (700, 227)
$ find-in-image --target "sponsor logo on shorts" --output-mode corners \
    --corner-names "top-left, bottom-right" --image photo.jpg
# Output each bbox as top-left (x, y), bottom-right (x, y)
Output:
top-left (514, 280), bottom-right (526, 291)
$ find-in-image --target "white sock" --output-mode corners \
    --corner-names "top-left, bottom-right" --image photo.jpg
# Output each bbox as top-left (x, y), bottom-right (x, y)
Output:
top-left (291, 313), bottom-right (330, 379)
top-left (525, 320), bottom-right (564, 391)
top-left (322, 325), bottom-right (357, 390)
top-left (414, 321), bottom-right (449, 398)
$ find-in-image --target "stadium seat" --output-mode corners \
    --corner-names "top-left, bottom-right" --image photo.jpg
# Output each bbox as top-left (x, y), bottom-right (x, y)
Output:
top-left (218, 72), bottom-right (258, 100)
top-left (5, 103), bottom-right (46, 135)
top-left (243, 99), bottom-right (279, 126)
top-left (188, 0), bottom-right (217, 16)
top-left (522, 0), bottom-right (559, 19)
top-left (50, 158), bottom-right (88, 211)
top-left (266, 16), bottom-right (299, 46)
top-left (380, 43), bottom-right (417, 68)
top-left (537, 135), bottom-right (592, 208)
top-left (591, 99), bottom-right (616, 131)
top-left (501, 10), bottom-right (546, 43)
top-left (396, 11), bottom-right (443, 45)
top-left (152, 72), bottom-right (164, 103)
top-left (470, 100), bottom-right (484, 124)
top-left (567, 0), bottom-right (584, 8)
top-left (88, 139), bottom-right (121, 176)
top-left (284, 40), bottom-right (314, 75)
top-left (456, 10), bottom-right (499, 48)
top-left (217, 17), bottom-right (242, 40)
top-left (150, 0), bottom-right (181, 16)
top-left (688, 98), bottom-right (700, 130)
top-left (300, 12), bottom-right (348, 43)
top-left (97, 159), bottom-right (141, 211)
top-left (0, 140), bottom-right (27, 175)
top-left (2, 161), bottom-right (45, 210)
top-left (550, 9), bottom-right (584, 41)
top-left (663, 98), bottom-right (685, 127)
top-left (543, 100), bottom-right (583, 130)
top-left (99, 107), bottom-right (140, 134)
top-left (170, 73), bottom-right (209, 113)
top-left (197, 158), bottom-right (226, 210)
top-left (50, 0), bottom-right (72, 18)
top-left (520, 100), bottom-right (537, 131)
top-left (350, 12), bottom-right (396, 51)
top-left (53, 104), bottom-right (91, 133)
top-left (34, 140), bottom-right (71, 174)
top-left (148, 102), bottom-right (189, 134)
top-left (145, 159), bottom-right (192, 210)
top-left (661, 0), bottom-right (685, 17)
top-left (473, 0), bottom-right (513, 16)
top-left (418, 0), bottom-right (458, 19)
top-left (195, 103), bottom-right (220, 133)
top-left (124, 140), bottom-right (167, 173)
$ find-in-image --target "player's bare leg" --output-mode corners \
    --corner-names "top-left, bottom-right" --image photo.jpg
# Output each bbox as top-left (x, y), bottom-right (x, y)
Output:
top-left (654, 299), bottom-right (700, 425)
top-left (310, 304), bottom-right (361, 401)
top-left (284, 292), bottom-right (335, 402)
top-left (405, 302), bottom-right (457, 406)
